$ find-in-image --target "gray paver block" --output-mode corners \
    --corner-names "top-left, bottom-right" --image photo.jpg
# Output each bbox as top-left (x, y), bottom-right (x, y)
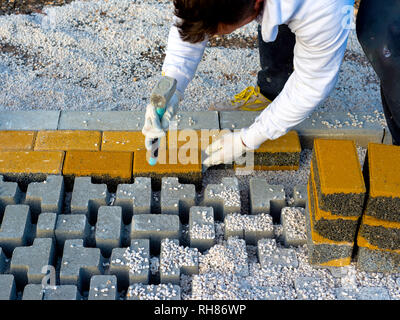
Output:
top-left (95, 206), bottom-right (123, 257)
top-left (131, 214), bottom-right (181, 253)
top-left (224, 213), bottom-right (274, 245)
top-left (0, 247), bottom-right (6, 273)
top-left (161, 177), bottom-right (195, 221)
top-left (109, 239), bottom-right (150, 288)
top-left (0, 274), bottom-right (16, 300)
top-left (219, 111), bottom-right (261, 130)
top-left (58, 111), bottom-right (145, 131)
top-left (294, 276), bottom-right (335, 300)
top-left (55, 214), bottom-right (91, 249)
top-left (357, 287), bottom-right (390, 300)
top-left (0, 205), bottom-right (32, 256)
top-left (203, 177), bottom-right (241, 221)
top-left (281, 207), bottom-right (307, 247)
top-left (10, 238), bottom-right (55, 287)
top-left (22, 284), bottom-right (80, 300)
top-left (0, 111), bottom-right (60, 130)
top-left (257, 238), bottom-right (299, 268)
top-left (292, 185), bottom-right (307, 208)
top-left (293, 110), bottom-right (385, 149)
top-left (88, 275), bottom-right (118, 300)
top-left (126, 283), bottom-right (181, 300)
top-left (357, 246), bottom-right (400, 273)
top-left (171, 111), bottom-right (220, 130)
top-left (0, 175), bottom-right (23, 218)
top-left (70, 177), bottom-right (110, 224)
top-left (160, 238), bottom-right (199, 285)
top-left (249, 178), bottom-right (286, 222)
top-left (24, 175), bottom-right (64, 221)
top-left (114, 178), bottom-right (152, 224)
top-left (36, 212), bottom-right (57, 239)
top-left (189, 206), bottom-right (215, 251)
top-left (60, 239), bottom-right (102, 291)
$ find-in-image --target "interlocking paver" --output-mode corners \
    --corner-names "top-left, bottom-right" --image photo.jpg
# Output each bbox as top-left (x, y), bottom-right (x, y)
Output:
top-left (22, 284), bottom-right (80, 300)
top-left (36, 212), bottom-right (57, 239)
top-left (0, 274), bottom-right (16, 300)
top-left (249, 178), bottom-right (286, 222)
top-left (130, 214), bottom-right (181, 253)
top-left (0, 111), bottom-right (60, 130)
top-left (102, 131), bottom-right (165, 152)
top-left (95, 206), bottom-right (123, 257)
top-left (109, 239), bottom-right (150, 288)
top-left (88, 275), bottom-right (118, 300)
top-left (34, 130), bottom-right (101, 151)
top-left (0, 205), bottom-right (33, 256)
top-left (24, 175), bottom-right (64, 221)
top-left (70, 177), bottom-right (110, 224)
top-left (55, 214), bottom-right (91, 249)
top-left (159, 238), bottom-right (199, 284)
top-left (60, 239), bottom-right (102, 291)
top-left (0, 131), bottom-right (36, 151)
top-left (292, 185), bottom-right (307, 208)
top-left (161, 177), bottom-right (195, 221)
top-left (0, 175), bottom-right (23, 217)
top-left (189, 207), bottom-right (215, 251)
top-left (10, 238), bottom-right (55, 287)
top-left (203, 177), bottom-right (241, 221)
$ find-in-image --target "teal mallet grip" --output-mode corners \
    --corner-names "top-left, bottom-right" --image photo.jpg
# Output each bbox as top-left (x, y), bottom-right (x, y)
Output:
top-left (148, 107), bottom-right (166, 166)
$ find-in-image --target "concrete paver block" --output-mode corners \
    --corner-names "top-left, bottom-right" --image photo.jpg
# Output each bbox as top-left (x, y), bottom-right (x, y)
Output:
top-left (0, 111), bottom-right (60, 130)
top-left (249, 178), bottom-right (286, 222)
top-left (10, 238), bottom-right (55, 287)
top-left (36, 212), bottom-right (57, 239)
top-left (281, 207), bottom-right (307, 247)
top-left (131, 214), bottom-right (181, 253)
top-left (171, 111), bottom-right (220, 130)
top-left (109, 239), bottom-right (150, 288)
top-left (88, 275), bottom-right (118, 300)
top-left (0, 175), bottom-right (23, 218)
top-left (58, 111), bottom-right (145, 131)
top-left (24, 175), bottom-right (64, 221)
top-left (0, 248), bottom-right (6, 273)
top-left (189, 207), bottom-right (215, 251)
top-left (22, 284), bottom-right (80, 300)
top-left (161, 177), bottom-right (195, 221)
top-left (102, 131), bottom-right (165, 152)
top-left (160, 238), bottom-right (199, 284)
top-left (70, 177), bottom-right (110, 224)
top-left (356, 245), bottom-right (400, 273)
top-left (357, 287), bottom-right (390, 300)
top-left (95, 206), bottom-right (123, 257)
top-left (114, 178), bottom-right (152, 224)
top-left (55, 214), bottom-right (91, 249)
top-left (292, 185), bottom-right (307, 208)
top-left (0, 131), bottom-right (36, 151)
top-left (203, 177), bottom-right (241, 221)
top-left (257, 238), bottom-right (299, 268)
top-left (0, 274), bottom-right (16, 300)
top-left (224, 213), bottom-right (274, 245)
top-left (60, 239), bottom-right (102, 291)
top-left (0, 205), bottom-right (32, 256)
top-left (219, 111), bottom-right (261, 130)
top-left (126, 283), bottom-right (181, 300)
top-left (34, 130), bottom-right (101, 151)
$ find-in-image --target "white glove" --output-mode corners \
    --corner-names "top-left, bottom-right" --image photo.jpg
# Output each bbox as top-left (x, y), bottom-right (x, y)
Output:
top-left (160, 91), bottom-right (181, 130)
top-left (203, 131), bottom-right (253, 166)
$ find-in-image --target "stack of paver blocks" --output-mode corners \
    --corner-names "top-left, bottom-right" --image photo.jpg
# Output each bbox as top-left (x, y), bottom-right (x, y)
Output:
top-left (306, 139), bottom-right (366, 267)
top-left (356, 143), bottom-right (400, 273)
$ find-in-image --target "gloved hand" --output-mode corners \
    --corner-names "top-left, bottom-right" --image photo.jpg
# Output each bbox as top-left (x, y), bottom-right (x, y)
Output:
top-left (203, 131), bottom-right (253, 166)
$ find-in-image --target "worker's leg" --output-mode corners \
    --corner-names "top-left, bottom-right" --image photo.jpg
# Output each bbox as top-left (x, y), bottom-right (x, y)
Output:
top-left (356, 0), bottom-right (400, 145)
top-left (257, 24), bottom-right (296, 100)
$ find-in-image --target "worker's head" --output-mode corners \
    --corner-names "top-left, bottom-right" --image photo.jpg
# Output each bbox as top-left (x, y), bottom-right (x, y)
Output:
top-left (173, 0), bottom-right (264, 43)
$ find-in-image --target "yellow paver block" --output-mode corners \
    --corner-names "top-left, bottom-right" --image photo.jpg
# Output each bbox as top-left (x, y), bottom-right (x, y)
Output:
top-left (319, 257), bottom-right (352, 267)
top-left (34, 130), bottom-right (101, 151)
top-left (102, 131), bottom-right (166, 152)
top-left (133, 148), bottom-right (202, 176)
top-left (310, 162), bottom-right (358, 222)
top-left (313, 139), bottom-right (365, 194)
top-left (0, 131), bottom-right (37, 151)
top-left (0, 151), bottom-right (64, 174)
top-left (63, 151), bottom-right (132, 179)
top-left (363, 215), bottom-right (400, 229)
top-left (255, 130), bottom-right (301, 153)
top-left (367, 143), bottom-right (400, 198)
top-left (167, 129), bottom-right (231, 151)
top-left (357, 230), bottom-right (400, 254)
top-left (307, 181), bottom-right (353, 245)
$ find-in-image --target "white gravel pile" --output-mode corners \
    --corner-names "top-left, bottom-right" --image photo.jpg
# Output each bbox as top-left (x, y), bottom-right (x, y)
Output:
top-left (224, 212), bottom-right (273, 233)
top-left (120, 244), bottom-right (149, 275)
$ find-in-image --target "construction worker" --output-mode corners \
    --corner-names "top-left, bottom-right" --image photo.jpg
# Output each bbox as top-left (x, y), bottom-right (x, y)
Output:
top-left (142, 0), bottom-right (400, 166)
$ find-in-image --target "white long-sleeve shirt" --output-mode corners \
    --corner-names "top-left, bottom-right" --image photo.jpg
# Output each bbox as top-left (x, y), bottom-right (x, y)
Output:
top-left (162, 0), bottom-right (354, 149)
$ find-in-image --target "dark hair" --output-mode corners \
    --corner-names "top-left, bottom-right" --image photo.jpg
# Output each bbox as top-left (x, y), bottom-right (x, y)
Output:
top-left (173, 0), bottom-right (256, 43)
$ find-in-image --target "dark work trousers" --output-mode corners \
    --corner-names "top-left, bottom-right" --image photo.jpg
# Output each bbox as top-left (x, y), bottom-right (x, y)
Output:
top-left (257, 3), bottom-right (400, 145)
top-left (356, 0), bottom-right (400, 145)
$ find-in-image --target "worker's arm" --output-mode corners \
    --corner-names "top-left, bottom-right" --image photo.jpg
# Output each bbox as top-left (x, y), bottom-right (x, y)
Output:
top-left (241, 8), bottom-right (351, 149)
